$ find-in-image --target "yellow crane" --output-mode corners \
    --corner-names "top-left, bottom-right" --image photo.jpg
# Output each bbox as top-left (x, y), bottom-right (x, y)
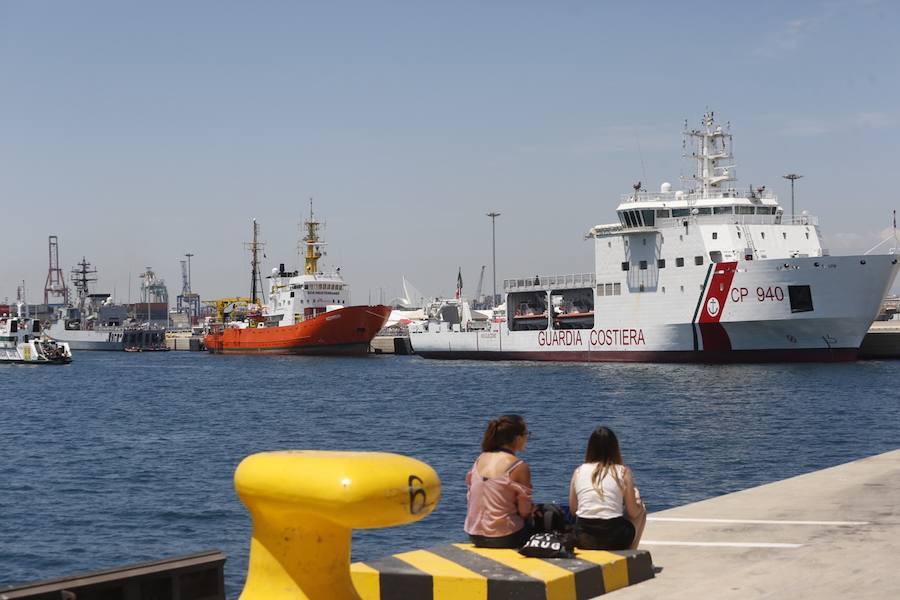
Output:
top-left (204, 297), bottom-right (252, 323)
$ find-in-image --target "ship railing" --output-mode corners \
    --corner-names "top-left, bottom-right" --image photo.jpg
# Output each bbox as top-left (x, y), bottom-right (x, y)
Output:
top-left (619, 188), bottom-right (776, 203)
top-left (504, 273), bottom-right (596, 292)
top-left (656, 213), bottom-right (818, 227)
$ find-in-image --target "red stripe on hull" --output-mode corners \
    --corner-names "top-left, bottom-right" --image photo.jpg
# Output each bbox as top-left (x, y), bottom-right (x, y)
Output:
top-left (697, 262), bottom-right (738, 351)
top-left (416, 348), bottom-right (859, 363)
top-left (204, 305), bottom-right (390, 356)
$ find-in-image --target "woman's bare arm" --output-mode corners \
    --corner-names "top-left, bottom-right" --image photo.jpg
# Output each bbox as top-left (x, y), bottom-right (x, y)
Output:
top-left (568, 469), bottom-right (579, 514)
top-left (510, 461), bottom-right (534, 517)
top-left (622, 467), bottom-right (646, 520)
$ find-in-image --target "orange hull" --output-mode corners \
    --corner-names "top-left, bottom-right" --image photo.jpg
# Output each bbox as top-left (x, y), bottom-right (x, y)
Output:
top-left (204, 305), bottom-right (391, 355)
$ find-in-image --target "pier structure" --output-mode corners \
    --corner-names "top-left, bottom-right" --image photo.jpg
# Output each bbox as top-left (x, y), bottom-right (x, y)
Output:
top-left (615, 449), bottom-right (900, 599)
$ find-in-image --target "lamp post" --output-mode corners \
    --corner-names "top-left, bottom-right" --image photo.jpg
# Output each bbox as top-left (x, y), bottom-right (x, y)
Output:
top-left (783, 173), bottom-right (803, 220)
top-left (486, 212), bottom-right (500, 308)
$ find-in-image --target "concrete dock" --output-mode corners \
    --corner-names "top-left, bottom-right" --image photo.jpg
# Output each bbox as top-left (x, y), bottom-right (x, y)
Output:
top-left (615, 449), bottom-right (900, 599)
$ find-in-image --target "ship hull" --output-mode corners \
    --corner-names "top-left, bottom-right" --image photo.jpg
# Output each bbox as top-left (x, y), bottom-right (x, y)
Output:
top-left (411, 255), bottom-right (899, 364)
top-left (204, 305), bottom-right (391, 355)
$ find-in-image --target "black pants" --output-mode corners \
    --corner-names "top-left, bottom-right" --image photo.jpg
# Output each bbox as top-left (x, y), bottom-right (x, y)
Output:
top-left (574, 516), bottom-right (634, 550)
top-left (469, 523), bottom-right (533, 549)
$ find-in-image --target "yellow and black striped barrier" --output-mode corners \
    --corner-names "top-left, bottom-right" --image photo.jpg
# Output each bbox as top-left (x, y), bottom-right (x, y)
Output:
top-left (351, 543), bottom-right (654, 599)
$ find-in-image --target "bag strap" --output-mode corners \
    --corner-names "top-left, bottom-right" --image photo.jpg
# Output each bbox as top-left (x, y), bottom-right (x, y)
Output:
top-left (504, 459), bottom-right (523, 474)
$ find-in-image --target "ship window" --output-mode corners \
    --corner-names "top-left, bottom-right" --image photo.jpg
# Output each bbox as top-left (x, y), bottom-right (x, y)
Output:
top-left (509, 291), bottom-right (549, 331)
top-left (694, 256), bottom-right (704, 266)
top-left (806, 232), bottom-right (809, 239)
top-left (676, 257), bottom-right (685, 267)
top-left (605, 283), bottom-right (614, 296)
top-left (713, 206), bottom-right (733, 215)
top-left (710, 251), bottom-right (723, 263)
top-left (737, 231), bottom-right (742, 238)
top-left (696, 207), bottom-right (712, 215)
top-left (657, 259), bottom-right (666, 269)
top-left (656, 209), bottom-right (671, 218)
top-left (756, 207), bottom-right (775, 215)
top-left (788, 285), bottom-right (814, 313)
top-left (639, 283), bottom-right (645, 292)
top-left (639, 260), bottom-right (648, 270)
top-left (621, 262), bottom-right (630, 271)
top-left (672, 208), bottom-right (690, 217)
top-left (551, 288), bottom-right (594, 330)
top-left (662, 286), bottom-right (666, 293)
top-left (10, 321), bottom-right (17, 333)
top-left (597, 284), bottom-right (605, 297)
top-left (712, 232), bottom-right (718, 240)
top-left (290, 292), bottom-right (294, 298)
top-left (761, 232), bottom-right (766, 239)
top-left (783, 232), bottom-right (787, 239)
top-left (613, 283), bottom-right (621, 295)
top-left (736, 206), bottom-right (755, 215)
top-left (641, 210), bottom-right (655, 227)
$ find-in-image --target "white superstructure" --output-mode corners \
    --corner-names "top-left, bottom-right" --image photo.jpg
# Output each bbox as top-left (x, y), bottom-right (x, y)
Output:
top-left (410, 112), bottom-right (899, 362)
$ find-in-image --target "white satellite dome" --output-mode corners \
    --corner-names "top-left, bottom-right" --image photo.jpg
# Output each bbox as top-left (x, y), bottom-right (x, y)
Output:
top-left (661, 182), bottom-right (672, 192)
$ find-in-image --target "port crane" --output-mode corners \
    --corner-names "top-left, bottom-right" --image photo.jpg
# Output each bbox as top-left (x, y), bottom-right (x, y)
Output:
top-left (474, 265), bottom-right (486, 304)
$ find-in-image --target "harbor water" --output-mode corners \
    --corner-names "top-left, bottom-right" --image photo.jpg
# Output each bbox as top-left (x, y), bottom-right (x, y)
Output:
top-left (2, 353), bottom-right (899, 597)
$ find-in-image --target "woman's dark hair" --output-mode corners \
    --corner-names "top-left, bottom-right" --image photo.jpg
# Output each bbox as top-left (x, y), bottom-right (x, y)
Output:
top-left (584, 426), bottom-right (624, 495)
top-left (481, 414), bottom-right (527, 452)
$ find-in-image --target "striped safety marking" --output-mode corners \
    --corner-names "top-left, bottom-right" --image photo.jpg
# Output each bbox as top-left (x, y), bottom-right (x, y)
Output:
top-left (350, 543), bottom-right (654, 600)
top-left (695, 261), bottom-right (738, 352)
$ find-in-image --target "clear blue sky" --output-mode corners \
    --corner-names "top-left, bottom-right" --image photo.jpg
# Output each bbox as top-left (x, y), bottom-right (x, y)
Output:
top-left (2, 0), bottom-right (898, 304)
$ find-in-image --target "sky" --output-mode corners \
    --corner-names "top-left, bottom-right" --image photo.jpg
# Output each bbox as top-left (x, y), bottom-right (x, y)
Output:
top-left (2, 0), bottom-right (899, 305)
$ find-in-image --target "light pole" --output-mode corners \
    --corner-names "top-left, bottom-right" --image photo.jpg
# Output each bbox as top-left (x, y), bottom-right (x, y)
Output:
top-left (783, 173), bottom-right (803, 220)
top-left (486, 212), bottom-right (500, 308)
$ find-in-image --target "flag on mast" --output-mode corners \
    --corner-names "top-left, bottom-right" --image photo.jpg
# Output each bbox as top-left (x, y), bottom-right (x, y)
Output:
top-left (455, 268), bottom-right (463, 299)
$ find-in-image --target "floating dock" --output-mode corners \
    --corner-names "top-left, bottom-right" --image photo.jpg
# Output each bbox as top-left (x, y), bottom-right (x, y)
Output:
top-left (370, 335), bottom-right (413, 355)
top-left (859, 321), bottom-right (900, 358)
top-left (614, 449), bottom-right (900, 599)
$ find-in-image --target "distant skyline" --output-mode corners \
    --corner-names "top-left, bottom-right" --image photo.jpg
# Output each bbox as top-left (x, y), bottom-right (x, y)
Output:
top-left (3, 0), bottom-right (899, 305)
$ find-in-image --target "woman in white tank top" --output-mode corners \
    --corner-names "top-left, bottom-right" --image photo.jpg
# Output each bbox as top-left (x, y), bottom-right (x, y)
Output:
top-left (568, 426), bottom-right (646, 550)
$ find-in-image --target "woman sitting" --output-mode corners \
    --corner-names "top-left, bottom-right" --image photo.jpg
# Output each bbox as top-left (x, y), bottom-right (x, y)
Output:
top-left (464, 414), bottom-right (534, 548)
top-left (569, 426), bottom-right (646, 550)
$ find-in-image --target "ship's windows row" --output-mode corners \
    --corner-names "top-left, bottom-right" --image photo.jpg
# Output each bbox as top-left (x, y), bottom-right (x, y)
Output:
top-left (626, 206), bottom-right (779, 221)
top-left (597, 283), bottom-right (622, 297)
top-left (622, 257), bottom-right (698, 270)
top-left (620, 210), bottom-right (656, 228)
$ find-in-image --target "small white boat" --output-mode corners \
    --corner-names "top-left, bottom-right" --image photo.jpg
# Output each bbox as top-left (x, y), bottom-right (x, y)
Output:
top-left (1, 305), bottom-right (72, 364)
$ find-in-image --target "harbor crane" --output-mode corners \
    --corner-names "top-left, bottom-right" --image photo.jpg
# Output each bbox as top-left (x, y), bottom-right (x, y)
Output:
top-left (474, 265), bottom-right (486, 304)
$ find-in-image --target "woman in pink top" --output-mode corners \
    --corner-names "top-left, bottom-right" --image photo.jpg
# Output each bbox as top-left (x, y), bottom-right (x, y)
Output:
top-left (464, 414), bottom-right (534, 548)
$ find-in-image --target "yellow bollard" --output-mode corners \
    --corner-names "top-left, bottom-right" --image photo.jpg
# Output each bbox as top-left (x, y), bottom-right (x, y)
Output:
top-left (235, 450), bottom-right (441, 600)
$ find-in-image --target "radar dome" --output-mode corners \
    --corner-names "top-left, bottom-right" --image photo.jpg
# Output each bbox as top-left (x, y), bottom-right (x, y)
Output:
top-left (675, 191), bottom-right (685, 199)
top-left (661, 182), bottom-right (672, 192)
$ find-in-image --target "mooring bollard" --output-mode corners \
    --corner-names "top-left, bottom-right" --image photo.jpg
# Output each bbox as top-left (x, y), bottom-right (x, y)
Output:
top-left (234, 450), bottom-right (441, 600)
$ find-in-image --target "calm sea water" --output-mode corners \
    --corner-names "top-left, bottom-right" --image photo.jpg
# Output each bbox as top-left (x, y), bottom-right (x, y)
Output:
top-left (2, 352), bottom-right (899, 596)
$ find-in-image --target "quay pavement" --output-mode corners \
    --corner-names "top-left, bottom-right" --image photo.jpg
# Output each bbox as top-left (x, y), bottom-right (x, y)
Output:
top-left (613, 449), bottom-right (900, 599)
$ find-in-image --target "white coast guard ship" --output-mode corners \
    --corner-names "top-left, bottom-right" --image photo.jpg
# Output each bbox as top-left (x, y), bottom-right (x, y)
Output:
top-left (410, 112), bottom-right (899, 362)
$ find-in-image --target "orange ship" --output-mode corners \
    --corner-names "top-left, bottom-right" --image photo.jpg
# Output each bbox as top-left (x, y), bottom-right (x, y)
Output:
top-left (204, 209), bottom-right (391, 356)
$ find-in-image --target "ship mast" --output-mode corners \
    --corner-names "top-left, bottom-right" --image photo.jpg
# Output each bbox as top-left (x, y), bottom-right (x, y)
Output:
top-left (245, 219), bottom-right (266, 305)
top-left (302, 199), bottom-right (324, 275)
top-left (682, 111), bottom-right (736, 198)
